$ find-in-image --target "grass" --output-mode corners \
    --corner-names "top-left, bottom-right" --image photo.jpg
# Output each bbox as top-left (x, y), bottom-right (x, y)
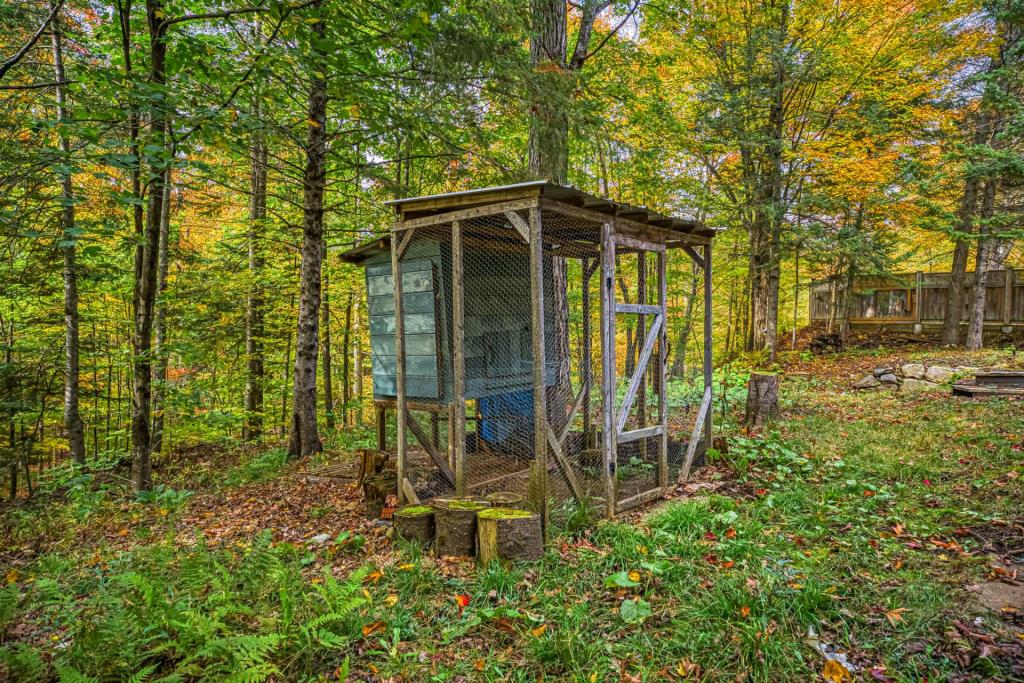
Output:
top-left (2, 350), bottom-right (1023, 681)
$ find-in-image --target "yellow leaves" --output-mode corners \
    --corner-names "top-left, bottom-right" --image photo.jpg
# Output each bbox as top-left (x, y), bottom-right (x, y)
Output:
top-left (306, 119), bottom-right (321, 129)
top-left (396, 563), bottom-right (415, 571)
top-left (361, 621), bottom-right (386, 637)
top-left (474, 659), bottom-right (485, 672)
top-left (5, 569), bottom-right (18, 585)
top-left (364, 569), bottom-right (383, 583)
top-left (822, 659), bottom-right (853, 683)
top-left (384, 594), bottom-right (398, 607)
top-left (675, 659), bottom-right (701, 679)
top-left (530, 623), bottom-right (548, 637)
top-left (627, 570), bottom-right (642, 583)
top-left (738, 605), bottom-right (751, 619)
top-left (885, 607), bottom-right (908, 627)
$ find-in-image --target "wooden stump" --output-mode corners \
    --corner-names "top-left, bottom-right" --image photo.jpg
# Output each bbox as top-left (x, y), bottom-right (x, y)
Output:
top-left (394, 505), bottom-right (435, 545)
top-left (484, 491), bottom-right (525, 509)
top-left (363, 472), bottom-right (396, 519)
top-left (745, 373), bottom-right (780, 427)
top-left (476, 507), bottom-right (543, 565)
top-left (434, 497), bottom-right (491, 557)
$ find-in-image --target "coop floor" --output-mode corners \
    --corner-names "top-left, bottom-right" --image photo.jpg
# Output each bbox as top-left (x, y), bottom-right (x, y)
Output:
top-left (3, 348), bottom-right (1024, 681)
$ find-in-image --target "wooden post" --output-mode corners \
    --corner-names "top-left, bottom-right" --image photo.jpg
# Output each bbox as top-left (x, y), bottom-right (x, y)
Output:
top-left (657, 249), bottom-right (668, 489)
top-left (391, 230), bottom-right (407, 505)
top-left (375, 405), bottom-right (386, 451)
top-left (637, 252), bottom-right (648, 460)
top-left (452, 219), bottom-right (467, 496)
top-left (745, 373), bottom-right (780, 426)
top-left (703, 243), bottom-right (713, 453)
top-left (600, 221), bottom-right (617, 518)
top-left (528, 206), bottom-right (549, 529)
top-left (581, 258), bottom-right (593, 448)
top-left (1004, 268), bottom-right (1014, 325)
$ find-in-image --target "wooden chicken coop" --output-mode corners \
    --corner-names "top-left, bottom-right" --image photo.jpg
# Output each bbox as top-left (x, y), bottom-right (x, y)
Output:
top-left (342, 181), bottom-right (717, 518)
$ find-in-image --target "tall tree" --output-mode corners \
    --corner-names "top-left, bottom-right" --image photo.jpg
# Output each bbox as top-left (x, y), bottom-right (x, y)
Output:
top-left (288, 2), bottom-right (327, 457)
top-left (49, 1), bottom-right (85, 465)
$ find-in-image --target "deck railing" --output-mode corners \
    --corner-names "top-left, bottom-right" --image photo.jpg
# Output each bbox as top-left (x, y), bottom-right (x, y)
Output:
top-left (809, 269), bottom-right (1023, 328)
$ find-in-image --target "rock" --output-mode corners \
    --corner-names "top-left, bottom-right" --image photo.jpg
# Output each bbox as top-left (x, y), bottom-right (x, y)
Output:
top-left (900, 363), bottom-right (926, 379)
top-left (924, 366), bottom-right (954, 383)
top-left (954, 366), bottom-right (980, 376)
top-left (872, 367), bottom-right (894, 377)
top-left (900, 378), bottom-right (942, 394)
top-left (853, 375), bottom-right (881, 389)
top-left (878, 373), bottom-right (900, 385)
top-left (308, 532), bottom-right (332, 545)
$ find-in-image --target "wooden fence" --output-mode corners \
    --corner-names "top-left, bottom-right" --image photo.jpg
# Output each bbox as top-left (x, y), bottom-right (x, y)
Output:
top-left (809, 269), bottom-right (1023, 332)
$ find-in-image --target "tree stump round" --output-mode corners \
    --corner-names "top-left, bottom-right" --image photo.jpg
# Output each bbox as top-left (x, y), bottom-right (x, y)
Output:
top-left (393, 505), bottom-right (435, 546)
top-left (434, 497), bottom-right (491, 557)
top-left (476, 508), bottom-right (543, 565)
top-left (745, 373), bottom-right (780, 427)
top-left (363, 472), bottom-right (397, 519)
top-left (484, 491), bottom-right (525, 509)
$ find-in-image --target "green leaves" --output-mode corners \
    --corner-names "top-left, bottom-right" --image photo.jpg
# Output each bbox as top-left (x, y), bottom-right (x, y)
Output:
top-left (619, 598), bottom-right (652, 624)
top-left (604, 570), bottom-right (640, 588)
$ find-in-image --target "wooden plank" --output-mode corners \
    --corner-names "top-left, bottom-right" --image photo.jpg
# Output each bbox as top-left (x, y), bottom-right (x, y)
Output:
top-left (636, 253), bottom-right (648, 439)
top-left (451, 220), bottom-right (466, 495)
top-left (528, 206), bottom-right (549, 528)
top-left (657, 249), bottom-right (668, 489)
top-left (505, 210), bottom-right (530, 243)
top-left (395, 197), bottom-right (540, 231)
top-left (404, 408), bottom-right (456, 484)
top-left (1005, 268), bottom-right (1014, 325)
top-left (617, 425), bottom-right (663, 444)
top-left (540, 199), bottom-right (710, 246)
top-left (702, 242), bottom-right (713, 464)
top-left (615, 314), bottom-right (663, 434)
top-left (600, 221), bottom-right (617, 518)
top-left (545, 426), bottom-right (584, 502)
top-left (615, 486), bottom-right (668, 514)
top-left (558, 381), bottom-right (589, 445)
top-left (615, 303), bottom-right (661, 315)
top-left (402, 477), bottom-right (421, 505)
top-left (613, 232), bottom-right (667, 253)
top-left (395, 227), bottom-right (416, 259)
top-left (582, 257), bottom-right (594, 446)
top-left (391, 232), bottom-right (407, 504)
top-left (678, 385), bottom-right (712, 484)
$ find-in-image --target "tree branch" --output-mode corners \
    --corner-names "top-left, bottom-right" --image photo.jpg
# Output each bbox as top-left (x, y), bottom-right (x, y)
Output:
top-left (0, 0), bottom-right (65, 81)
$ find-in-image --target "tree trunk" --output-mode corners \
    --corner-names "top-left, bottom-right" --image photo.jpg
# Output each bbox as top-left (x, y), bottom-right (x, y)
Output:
top-left (354, 299), bottom-right (363, 427)
top-left (50, 7), bottom-right (85, 466)
top-left (744, 373), bottom-right (780, 427)
top-left (839, 263), bottom-right (856, 349)
top-left (476, 508), bottom-right (543, 565)
top-left (243, 106), bottom-right (266, 441)
top-left (966, 178), bottom-right (998, 350)
top-left (151, 123), bottom-right (172, 456)
top-left (321, 268), bottom-right (334, 430)
top-left (131, 0), bottom-right (169, 492)
top-left (527, 0), bottom-right (569, 183)
top-left (288, 7), bottom-right (327, 457)
top-left (434, 497), bottom-right (491, 558)
top-left (670, 261), bottom-right (699, 378)
top-left (394, 505), bottom-right (435, 546)
top-left (341, 292), bottom-right (352, 427)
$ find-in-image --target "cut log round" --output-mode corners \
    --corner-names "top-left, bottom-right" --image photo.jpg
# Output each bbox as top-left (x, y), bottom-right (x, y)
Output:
top-left (434, 497), bottom-right (491, 557)
top-left (476, 507), bottom-right (543, 565)
top-left (393, 505), bottom-right (435, 546)
top-left (363, 472), bottom-right (397, 519)
top-left (484, 491), bottom-right (525, 509)
top-left (744, 373), bottom-right (780, 427)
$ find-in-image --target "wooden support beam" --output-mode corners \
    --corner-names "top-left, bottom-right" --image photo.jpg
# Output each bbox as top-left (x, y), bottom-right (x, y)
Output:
top-left (616, 314), bottom-right (663, 434)
top-left (582, 257), bottom-right (596, 448)
top-left (558, 382), bottom-right (588, 445)
top-left (402, 477), bottom-right (421, 505)
top-left (528, 207), bottom-right (549, 527)
top-left (405, 408), bottom-right (455, 485)
top-left (600, 221), bottom-right (617, 518)
top-left (617, 425), bottom-right (663, 444)
top-left (683, 244), bottom-right (705, 270)
top-left (1004, 268), bottom-right (1014, 325)
top-left (615, 486), bottom-right (668, 514)
top-left (395, 197), bottom-right (540, 231)
top-left (678, 385), bottom-right (712, 484)
top-left (391, 232), bottom-right (407, 504)
top-left (657, 249), bottom-right (668, 489)
top-left (615, 303), bottom-right (661, 315)
top-left (545, 426), bottom-right (584, 502)
top-left (505, 210), bottom-right (530, 243)
top-left (703, 242), bottom-right (713, 461)
top-left (613, 233), bottom-right (667, 253)
top-left (451, 219), bottom-right (466, 495)
top-left (395, 227), bottom-right (416, 259)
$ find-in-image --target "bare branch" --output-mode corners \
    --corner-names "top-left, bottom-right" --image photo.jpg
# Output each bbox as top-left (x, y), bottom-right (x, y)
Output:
top-left (0, 0), bottom-right (66, 82)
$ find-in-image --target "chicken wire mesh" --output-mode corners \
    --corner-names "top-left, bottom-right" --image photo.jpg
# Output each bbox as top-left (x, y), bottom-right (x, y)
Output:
top-left (384, 205), bottom-right (697, 515)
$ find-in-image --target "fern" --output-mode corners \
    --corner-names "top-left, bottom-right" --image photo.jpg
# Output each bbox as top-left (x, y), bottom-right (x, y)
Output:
top-left (0, 585), bottom-right (18, 630)
top-left (1, 643), bottom-right (47, 682)
top-left (56, 665), bottom-right (100, 683)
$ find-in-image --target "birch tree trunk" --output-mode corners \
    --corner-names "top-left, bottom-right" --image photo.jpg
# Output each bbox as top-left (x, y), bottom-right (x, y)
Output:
top-left (966, 179), bottom-right (998, 350)
top-left (322, 268), bottom-right (334, 431)
top-left (50, 5), bottom-right (85, 466)
top-left (151, 136), bottom-right (172, 455)
top-left (288, 6), bottom-right (327, 457)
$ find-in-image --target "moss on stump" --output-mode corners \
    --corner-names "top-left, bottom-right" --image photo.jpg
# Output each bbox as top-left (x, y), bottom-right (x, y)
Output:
top-left (484, 491), bottom-right (525, 509)
top-left (476, 507), bottom-right (543, 566)
top-left (434, 497), bottom-right (491, 558)
top-left (394, 505), bottom-right (435, 546)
